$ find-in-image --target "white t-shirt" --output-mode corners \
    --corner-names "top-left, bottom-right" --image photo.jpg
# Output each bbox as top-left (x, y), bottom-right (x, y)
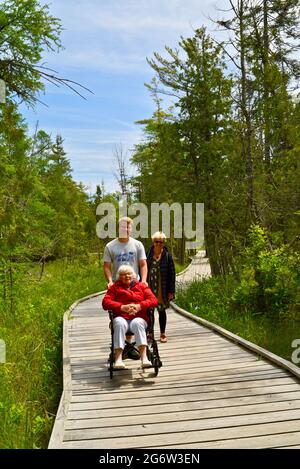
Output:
top-left (103, 237), bottom-right (147, 281)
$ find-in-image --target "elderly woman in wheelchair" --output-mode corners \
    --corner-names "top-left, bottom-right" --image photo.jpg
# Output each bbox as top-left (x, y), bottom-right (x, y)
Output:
top-left (102, 264), bottom-right (159, 371)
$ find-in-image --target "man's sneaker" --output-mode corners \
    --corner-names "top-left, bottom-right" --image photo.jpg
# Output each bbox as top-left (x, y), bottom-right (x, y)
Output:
top-left (123, 343), bottom-right (140, 360)
top-left (113, 360), bottom-right (126, 370)
top-left (141, 357), bottom-right (152, 368)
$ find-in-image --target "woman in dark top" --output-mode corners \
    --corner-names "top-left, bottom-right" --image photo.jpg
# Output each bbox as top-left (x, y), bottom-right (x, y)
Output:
top-left (146, 232), bottom-right (176, 342)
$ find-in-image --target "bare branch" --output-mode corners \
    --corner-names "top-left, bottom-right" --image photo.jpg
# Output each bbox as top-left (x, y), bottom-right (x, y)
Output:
top-left (113, 143), bottom-right (129, 195)
top-left (212, 37), bottom-right (241, 70)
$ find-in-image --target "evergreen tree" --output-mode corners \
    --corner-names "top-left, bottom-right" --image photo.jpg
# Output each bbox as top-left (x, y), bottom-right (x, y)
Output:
top-left (0, 0), bottom-right (90, 106)
top-left (141, 28), bottom-right (235, 272)
top-left (0, 0), bottom-right (62, 105)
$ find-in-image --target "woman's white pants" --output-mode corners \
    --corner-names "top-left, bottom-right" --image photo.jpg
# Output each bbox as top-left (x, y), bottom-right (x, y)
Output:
top-left (113, 316), bottom-right (148, 349)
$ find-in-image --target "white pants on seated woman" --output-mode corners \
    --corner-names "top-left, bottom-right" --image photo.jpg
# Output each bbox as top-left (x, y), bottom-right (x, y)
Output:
top-left (113, 316), bottom-right (148, 350)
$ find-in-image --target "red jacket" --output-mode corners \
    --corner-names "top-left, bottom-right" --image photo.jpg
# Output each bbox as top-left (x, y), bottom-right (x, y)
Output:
top-left (102, 280), bottom-right (158, 322)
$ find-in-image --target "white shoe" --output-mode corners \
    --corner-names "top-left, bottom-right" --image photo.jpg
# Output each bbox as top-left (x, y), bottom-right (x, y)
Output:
top-left (141, 357), bottom-right (152, 368)
top-left (113, 360), bottom-right (126, 369)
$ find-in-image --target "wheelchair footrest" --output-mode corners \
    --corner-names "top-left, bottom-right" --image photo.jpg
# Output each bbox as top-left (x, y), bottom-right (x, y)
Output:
top-left (122, 342), bottom-right (140, 360)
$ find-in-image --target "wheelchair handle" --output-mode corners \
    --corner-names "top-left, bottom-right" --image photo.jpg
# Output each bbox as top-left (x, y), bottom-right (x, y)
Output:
top-left (147, 308), bottom-right (155, 330)
top-left (108, 310), bottom-right (114, 323)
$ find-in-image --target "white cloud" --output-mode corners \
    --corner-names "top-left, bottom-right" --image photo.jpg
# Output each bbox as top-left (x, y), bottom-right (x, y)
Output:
top-left (58, 128), bottom-right (141, 190)
top-left (51, 49), bottom-right (148, 73)
top-left (50, 0), bottom-right (218, 33)
top-left (60, 127), bottom-right (142, 146)
top-left (69, 148), bottom-right (136, 195)
top-left (43, 0), bottom-right (226, 72)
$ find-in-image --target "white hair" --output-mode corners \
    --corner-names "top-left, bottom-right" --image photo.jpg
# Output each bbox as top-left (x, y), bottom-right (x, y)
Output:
top-left (116, 264), bottom-right (135, 279)
top-left (151, 231), bottom-right (167, 242)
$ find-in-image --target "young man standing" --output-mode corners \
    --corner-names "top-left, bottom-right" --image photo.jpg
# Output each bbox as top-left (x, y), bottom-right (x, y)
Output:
top-left (103, 217), bottom-right (148, 286)
top-left (103, 217), bottom-right (148, 360)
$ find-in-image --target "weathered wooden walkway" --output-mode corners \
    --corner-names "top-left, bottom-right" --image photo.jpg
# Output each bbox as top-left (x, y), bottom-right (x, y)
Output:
top-left (176, 250), bottom-right (211, 285)
top-left (49, 256), bottom-right (300, 449)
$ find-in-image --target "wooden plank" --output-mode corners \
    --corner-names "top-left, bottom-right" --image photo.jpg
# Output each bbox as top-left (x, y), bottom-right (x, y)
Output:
top-left (69, 370), bottom-right (287, 392)
top-left (69, 383), bottom-right (300, 410)
top-left (68, 391), bottom-right (300, 420)
top-left (69, 361), bottom-right (280, 385)
top-left (278, 444), bottom-right (300, 449)
top-left (68, 340), bottom-right (234, 350)
top-left (65, 400), bottom-right (300, 430)
top-left (162, 431), bottom-right (300, 449)
top-left (71, 363), bottom-right (276, 380)
top-left (68, 339), bottom-right (237, 351)
top-left (70, 358), bottom-right (272, 377)
top-left (60, 420), bottom-right (300, 449)
top-left (70, 357), bottom-right (274, 375)
top-left (64, 409), bottom-right (300, 441)
top-left (69, 376), bottom-right (297, 401)
top-left (69, 367), bottom-right (289, 391)
top-left (70, 351), bottom-right (256, 371)
top-left (171, 302), bottom-right (300, 380)
top-left (70, 370), bottom-right (288, 395)
top-left (69, 372), bottom-right (290, 397)
top-left (70, 356), bottom-right (264, 379)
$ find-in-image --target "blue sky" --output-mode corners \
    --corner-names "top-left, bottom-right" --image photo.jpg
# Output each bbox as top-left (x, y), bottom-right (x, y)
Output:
top-left (21, 0), bottom-right (227, 195)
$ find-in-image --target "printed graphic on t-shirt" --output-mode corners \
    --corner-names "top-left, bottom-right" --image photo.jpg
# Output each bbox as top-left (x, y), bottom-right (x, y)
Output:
top-left (117, 251), bottom-right (136, 263)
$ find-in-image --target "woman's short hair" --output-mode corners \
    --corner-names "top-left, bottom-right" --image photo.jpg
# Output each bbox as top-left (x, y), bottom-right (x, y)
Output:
top-left (151, 231), bottom-right (167, 242)
top-left (116, 264), bottom-right (135, 279)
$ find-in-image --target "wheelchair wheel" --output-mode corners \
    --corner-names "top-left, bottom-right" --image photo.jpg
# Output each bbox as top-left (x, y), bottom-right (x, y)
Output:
top-left (153, 359), bottom-right (159, 376)
top-left (108, 348), bottom-right (114, 379)
top-left (108, 311), bottom-right (114, 379)
top-left (149, 340), bottom-right (162, 376)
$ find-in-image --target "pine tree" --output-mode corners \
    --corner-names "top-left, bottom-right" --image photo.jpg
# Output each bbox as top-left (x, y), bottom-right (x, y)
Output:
top-left (0, 0), bottom-right (62, 105)
top-left (145, 28), bottom-right (234, 273)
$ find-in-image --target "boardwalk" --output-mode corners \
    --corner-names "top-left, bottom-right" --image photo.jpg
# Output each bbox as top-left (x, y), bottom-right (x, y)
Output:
top-left (176, 250), bottom-right (211, 285)
top-left (49, 257), bottom-right (300, 449)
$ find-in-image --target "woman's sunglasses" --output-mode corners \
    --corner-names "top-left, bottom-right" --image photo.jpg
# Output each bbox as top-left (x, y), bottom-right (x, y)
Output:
top-left (154, 240), bottom-right (164, 244)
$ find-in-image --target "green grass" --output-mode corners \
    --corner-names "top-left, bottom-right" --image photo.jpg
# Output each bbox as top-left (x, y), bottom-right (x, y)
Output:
top-left (0, 255), bottom-right (106, 448)
top-left (176, 275), bottom-right (300, 367)
top-left (174, 260), bottom-right (190, 274)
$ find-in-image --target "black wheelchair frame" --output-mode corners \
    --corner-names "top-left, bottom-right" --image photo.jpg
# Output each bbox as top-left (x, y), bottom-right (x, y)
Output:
top-left (108, 308), bottom-right (162, 379)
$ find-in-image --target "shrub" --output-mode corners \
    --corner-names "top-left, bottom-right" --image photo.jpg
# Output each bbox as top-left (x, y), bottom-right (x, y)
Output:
top-left (231, 225), bottom-right (300, 317)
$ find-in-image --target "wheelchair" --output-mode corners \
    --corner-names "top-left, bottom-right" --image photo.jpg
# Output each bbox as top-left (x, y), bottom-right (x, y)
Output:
top-left (108, 308), bottom-right (162, 379)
